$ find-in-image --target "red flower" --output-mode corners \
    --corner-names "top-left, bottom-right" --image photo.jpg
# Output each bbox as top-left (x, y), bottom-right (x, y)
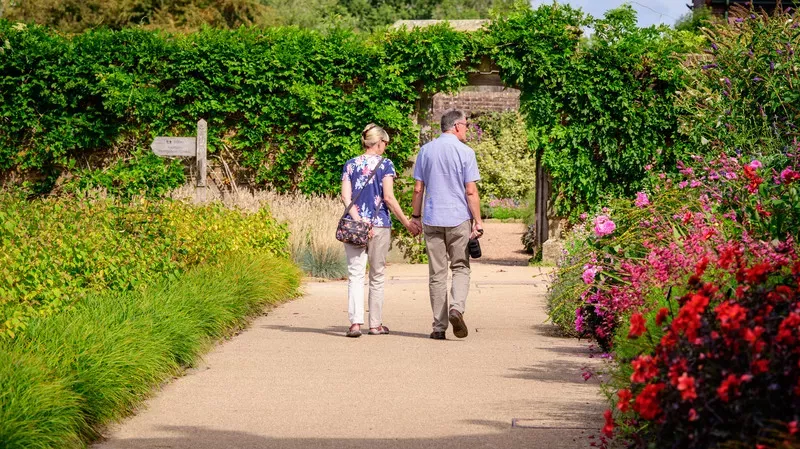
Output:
top-left (695, 257), bottom-right (710, 276)
top-left (688, 408), bottom-right (699, 421)
top-left (715, 301), bottom-right (748, 333)
top-left (743, 165), bottom-right (763, 193)
top-left (677, 372), bottom-right (698, 401)
top-left (633, 383), bottom-right (666, 420)
top-left (631, 355), bottom-right (659, 384)
top-left (617, 389), bottom-right (632, 412)
top-left (628, 313), bottom-right (646, 339)
top-left (718, 244), bottom-right (741, 269)
top-left (668, 358), bottom-right (688, 386)
top-left (778, 312), bottom-right (800, 345)
top-left (673, 293), bottom-right (709, 340)
top-left (744, 326), bottom-right (765, 352)
top-left (717, 374), bottom-right (741, 402)
top-left (789, 420), bottom-right (798, 435)
top-left (744, 262), bottom-right (772, 284)
top-left (751, 358), bottom-right (770, 374)
top-left (660, 330), bottom-right (678, 349)
top-left (602, 409), bottom-right (614, 437)
top-left (655, 307), bottom-right (670, 326)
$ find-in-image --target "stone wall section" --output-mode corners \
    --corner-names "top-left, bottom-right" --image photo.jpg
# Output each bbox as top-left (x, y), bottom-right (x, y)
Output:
top-left (431, 85), bottom-right (520, 124)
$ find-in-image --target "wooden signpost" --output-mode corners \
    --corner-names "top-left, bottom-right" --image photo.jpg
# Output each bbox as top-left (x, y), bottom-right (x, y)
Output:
top-left (150, 119), bottom-right (208, 187)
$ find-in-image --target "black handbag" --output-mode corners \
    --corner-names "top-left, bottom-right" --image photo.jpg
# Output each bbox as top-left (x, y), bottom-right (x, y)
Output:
top-left (336, 157), bottom-right (385, 247)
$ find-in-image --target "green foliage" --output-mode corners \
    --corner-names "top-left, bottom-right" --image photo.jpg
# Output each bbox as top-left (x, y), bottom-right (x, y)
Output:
top-left (674, 5), bottom-right (713, 33)
top-left (676, 5), bottom-right (800, 162)
top-left (0, 21), bottom-right (474, 197)
top-left (546, 189), bottom-right (690, 335)
top-left (296, 244), bottom-right (349, 278)
top-left (488, 4), bottom-right (702, 220)
top-left (0, 0), bottom-right (526, 34)
top-left (0, 351), bottom-right (84, 449)
top-left (468, 111), bottom-right (535, 200)
top-left (0, 194), bottom-right (289, 338)
top-left (0, 253), bottom-right (300, 448)
top-left (391, 176), bottom-right (428, 263)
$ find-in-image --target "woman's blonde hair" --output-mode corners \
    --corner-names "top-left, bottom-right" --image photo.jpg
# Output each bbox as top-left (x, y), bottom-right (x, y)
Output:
top-left (361, 123), bottom-right (389, 149)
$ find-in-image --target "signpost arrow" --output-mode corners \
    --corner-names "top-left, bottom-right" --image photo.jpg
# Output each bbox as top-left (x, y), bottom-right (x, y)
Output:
top-left (150, 137), bottom-right (197, 157)
top-left (150, 119), bottom-right (208, 187)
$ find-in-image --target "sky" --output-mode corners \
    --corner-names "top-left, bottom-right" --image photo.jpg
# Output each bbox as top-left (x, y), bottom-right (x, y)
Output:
top-left (529, 0), bottom-right (692, 28)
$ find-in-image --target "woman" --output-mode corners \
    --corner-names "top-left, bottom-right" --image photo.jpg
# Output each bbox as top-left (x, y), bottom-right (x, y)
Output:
top-left (340, 123), bottom-right (417, 338)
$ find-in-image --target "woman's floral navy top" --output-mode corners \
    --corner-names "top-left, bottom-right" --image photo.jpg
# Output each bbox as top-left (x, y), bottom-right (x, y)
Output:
top-left (341, 154), bottom-right (396, 228)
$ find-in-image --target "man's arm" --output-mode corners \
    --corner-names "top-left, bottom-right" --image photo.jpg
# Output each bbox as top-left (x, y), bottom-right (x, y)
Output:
top-left (410, 180), bottom-right (425, 234)
top-left (465, 181), bottom-right (483, 239)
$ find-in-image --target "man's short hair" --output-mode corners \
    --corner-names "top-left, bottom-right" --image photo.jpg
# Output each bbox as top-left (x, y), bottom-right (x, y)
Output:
top-left (441, 110), bottom-right (466, 132)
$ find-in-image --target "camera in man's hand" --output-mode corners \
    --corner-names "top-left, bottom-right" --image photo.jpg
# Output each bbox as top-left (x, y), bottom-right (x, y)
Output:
top-left (468, 238), bottom-right (482, 259)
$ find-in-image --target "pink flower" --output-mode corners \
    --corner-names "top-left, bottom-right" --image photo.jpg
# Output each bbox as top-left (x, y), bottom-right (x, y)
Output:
top-left (747, 159), bottom-right (763, 169)
top-left (593, 215), bottom-right (616, 237)
top-left (678, 181), bottom-right (689, 189)
top-left (574, 308), bottom-right (584, 333)
top-left (781, 167), bottom-right (800, 183)
top-left (635, 192), bottom-right (650, 208)
top-left (582, 265), bottom-right (599, 284)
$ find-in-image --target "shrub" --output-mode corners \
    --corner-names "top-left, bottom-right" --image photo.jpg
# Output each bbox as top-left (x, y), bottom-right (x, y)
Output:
top-left (481, 197), bottom-right (527, 220)
top-left (677, 5), bottom-right (800, 160)
top-left (607, 251), bottom-right (800, 448)
top-left (0, 253), bottom-right (300, 448)
top-left (467, 111), bottom-right (535, 201)
top-left (0, 194), bottom-right (289, 338)
top-left (488, 4), bottom-right (702, 220)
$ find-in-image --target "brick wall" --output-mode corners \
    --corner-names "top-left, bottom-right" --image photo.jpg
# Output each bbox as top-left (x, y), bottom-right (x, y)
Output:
top-left (431, 85), bottom-right (520, 124)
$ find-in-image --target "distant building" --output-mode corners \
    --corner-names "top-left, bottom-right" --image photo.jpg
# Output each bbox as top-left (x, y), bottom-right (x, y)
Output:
top-left (693, 0), bottom-right (799, 16)
top-left (391, 19), bottom-right (520, 131)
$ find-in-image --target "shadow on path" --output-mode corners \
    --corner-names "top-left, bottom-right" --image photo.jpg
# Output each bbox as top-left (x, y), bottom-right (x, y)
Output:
top-left (99, 424), bottom-right (596, 449)
top-left (262, 324), bottom-right (430, 340)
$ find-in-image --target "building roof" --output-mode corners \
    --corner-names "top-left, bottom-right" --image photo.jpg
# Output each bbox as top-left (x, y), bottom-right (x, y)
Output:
top-left (694, 0), bottom-right (799, 10)
top-left (390, 19), bottom-right (489, 32)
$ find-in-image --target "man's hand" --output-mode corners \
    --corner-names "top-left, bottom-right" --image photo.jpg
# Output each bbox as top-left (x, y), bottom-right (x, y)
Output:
top-left (409, 217), bottom-right (423, 236)
top-left (471, 221), bottom-right (484, 239)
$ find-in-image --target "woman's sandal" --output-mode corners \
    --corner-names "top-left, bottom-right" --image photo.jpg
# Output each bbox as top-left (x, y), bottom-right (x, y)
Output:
top-left (368, 325), bottom-right (390, 335)
top-left (346, 324), bottom-right (362, 338)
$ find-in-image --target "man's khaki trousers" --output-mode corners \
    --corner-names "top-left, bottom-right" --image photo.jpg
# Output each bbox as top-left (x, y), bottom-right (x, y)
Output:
top-left (423, 220), bottom-right (471, 332)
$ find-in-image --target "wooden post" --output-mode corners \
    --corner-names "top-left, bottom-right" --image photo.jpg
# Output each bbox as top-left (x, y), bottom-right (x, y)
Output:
top-left (535, 151), bottom-right (550, 252)
top-left (196, 119), bottom-right (207, 187)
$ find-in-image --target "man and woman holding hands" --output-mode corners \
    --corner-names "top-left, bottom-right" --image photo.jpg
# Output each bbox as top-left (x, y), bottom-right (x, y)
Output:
top-left (340, 109), bottom-right (484, 340)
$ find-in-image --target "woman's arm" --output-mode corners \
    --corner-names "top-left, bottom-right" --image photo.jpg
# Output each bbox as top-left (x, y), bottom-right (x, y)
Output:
top-left (341, 178), bottom-right (361, 221)
top-left (381, 176), bottom-right (411, 228)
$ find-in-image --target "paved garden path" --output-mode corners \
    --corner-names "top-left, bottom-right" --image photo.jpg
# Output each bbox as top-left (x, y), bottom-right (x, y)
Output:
top-left (96, 222), bottom-right (605, 449)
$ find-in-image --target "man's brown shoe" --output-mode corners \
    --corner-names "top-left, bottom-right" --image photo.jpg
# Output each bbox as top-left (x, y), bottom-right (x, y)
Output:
top-left (449, 309), bottom-right (468, 338)
top-left (430, 331), bottom-right (446, 340)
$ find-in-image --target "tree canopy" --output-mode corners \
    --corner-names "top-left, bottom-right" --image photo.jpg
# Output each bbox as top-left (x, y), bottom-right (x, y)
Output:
top-left (0, 0), bottom-right (523, 33)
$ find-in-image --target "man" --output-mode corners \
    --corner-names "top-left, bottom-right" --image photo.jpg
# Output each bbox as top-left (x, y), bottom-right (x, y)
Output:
top-left (411, 109), bottom-right (484, 340)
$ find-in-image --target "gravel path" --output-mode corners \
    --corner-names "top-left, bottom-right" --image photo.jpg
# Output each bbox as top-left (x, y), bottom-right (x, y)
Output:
top-left (95, 223), bottom-right (606, 449)
top-left (475, 219), bottom-right (531, 266)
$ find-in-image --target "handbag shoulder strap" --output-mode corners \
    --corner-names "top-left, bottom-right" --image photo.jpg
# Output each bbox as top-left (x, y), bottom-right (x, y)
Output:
top-left (341, 156), bottom-right (385, 219)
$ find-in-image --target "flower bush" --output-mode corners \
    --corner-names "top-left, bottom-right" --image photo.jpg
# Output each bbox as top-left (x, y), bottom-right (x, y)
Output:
top-left (608, 252), bottom-right (800, 448)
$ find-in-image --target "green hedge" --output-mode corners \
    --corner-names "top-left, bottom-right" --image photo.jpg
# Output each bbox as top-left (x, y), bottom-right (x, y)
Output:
top-left (0, 253), bottom-right (301, 449)
top-left (0, 21), bottom-right (468, 196)
top-left (1, 4), bottom-right (707, 218)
